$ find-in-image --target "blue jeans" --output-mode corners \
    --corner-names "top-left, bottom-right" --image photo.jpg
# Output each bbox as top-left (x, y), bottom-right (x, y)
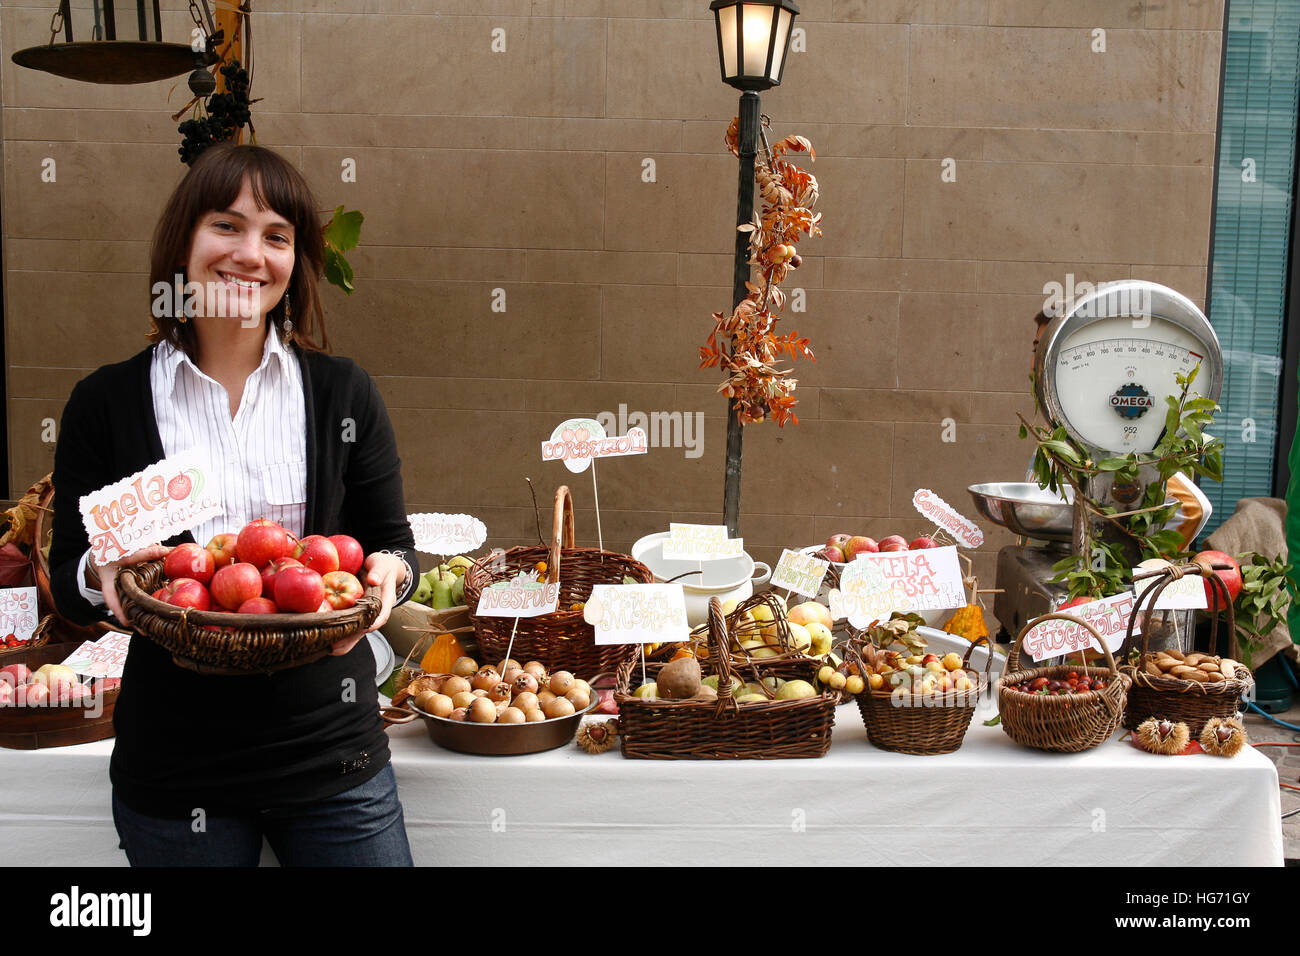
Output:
top-left (111, 764), bottom-right (413, 867)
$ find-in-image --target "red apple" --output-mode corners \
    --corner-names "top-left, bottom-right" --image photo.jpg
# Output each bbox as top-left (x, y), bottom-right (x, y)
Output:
top-left (238, 597), bottom-right (280, 614)
top-left (275, 565), bottom-right (327, 613)
top-left (817, 546), bottom-right (845, 564)
top-left (205, 533), bottom-right (239, 568)
top-left (20, 682), bottom-right (48, 707)
top-left (293, 535), bottom-right (340, 575)
top-left (1192, 549), bottom-right (1243, 605)
top-left (261, 556), bottom-right (302, 594)
top-left (165, 542), bottom-right (215, 585)
top-left (210, 562), bottom-right (263, 611)
top-left (0, 664), bottom-right (32, 688)
top-left (322, 571), bottom-right (364, 610)
top-left (878, 535), bottom-right (909, 552)
top-left (0, 683), bottom-right (13, 706)
top-left (909, 536), bottom-right (939, 550)
top-left (826, 533), bottom-right (852, 554)
top-left (237, 519), bottom-right (292, 571)
top-left (845, 536), bottom-right (879, 559)
top-left (159, 577), bottom-right (213, 612)
top-left (328, 535), bottom-right (365, 576)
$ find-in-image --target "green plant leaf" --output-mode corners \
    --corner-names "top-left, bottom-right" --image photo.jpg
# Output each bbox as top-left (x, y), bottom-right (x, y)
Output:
top-left (323, 246), bottom-right (355, 294)
top-left (1096, 457), bottom-right (1129, 471)
top-left (323, 206), bottom-right (364, 253)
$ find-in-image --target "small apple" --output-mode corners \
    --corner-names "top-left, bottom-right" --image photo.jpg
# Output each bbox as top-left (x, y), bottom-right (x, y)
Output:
top-left (238, 597), bottom-right (280, 614)
top-left (826, 533), bottom-right (851, 554)
top-left (293, 535), bottom-right (340, 575)
top-left (845, 536), bottom-right (879, 559)
top-left (909, 536), bottom-right (939, 550)
top-left (0, 664), bottom-right (31, 688)
top-left (788, 601), bottom-right (833, 630)
top-left (328, 535), bottom-right (365, 576)
top-left (818, 545), bottom-right (845, 563)
top-left (1192, 549), bottom-right (1243, 605)
top-left (20, 682), bottom-right (49, 707)
top-left (878, 535), bottom-right (909, 552)
top-left (237, 519), bottom-right (292, 571)
top-left (261, 556), bottom-right (302, 594)
top-left (275, 565), bottom-right (327, 613)
top-left (210, 562), bottom-right (263, 611)
top-left (164, 542), bottom-right (215, 585)
top-left (159, 577), bottom-right (213, 611)
top-left (322, 570), bottom-right (364, 610)
top-left (205, 533), bottom-right (239, 568)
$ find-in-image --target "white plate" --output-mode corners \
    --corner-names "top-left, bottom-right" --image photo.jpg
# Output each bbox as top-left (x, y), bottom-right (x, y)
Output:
top-left (367, 632), bottom-right (396, 688)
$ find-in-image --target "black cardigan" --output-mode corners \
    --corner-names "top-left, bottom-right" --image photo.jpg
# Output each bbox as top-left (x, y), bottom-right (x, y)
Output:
top-left (50, 344), bottom-right (419, 816)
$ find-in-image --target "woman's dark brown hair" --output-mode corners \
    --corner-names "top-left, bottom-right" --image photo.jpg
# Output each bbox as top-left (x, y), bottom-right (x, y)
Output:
top-left (148, 143), bottom-right (329, 355)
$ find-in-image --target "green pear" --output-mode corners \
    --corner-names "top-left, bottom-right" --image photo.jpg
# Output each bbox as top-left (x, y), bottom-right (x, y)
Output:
top-left (411, 577), bottom-right (433, 605)
top-left (431, 578), bottom-right (454, 610)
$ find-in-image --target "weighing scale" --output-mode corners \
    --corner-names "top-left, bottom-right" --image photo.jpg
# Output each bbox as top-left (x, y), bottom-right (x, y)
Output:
top-left (968, 280), bottom-right (1223, 641)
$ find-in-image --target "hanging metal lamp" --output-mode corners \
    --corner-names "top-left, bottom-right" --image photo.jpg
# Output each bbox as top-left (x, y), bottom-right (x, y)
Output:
top-left (11, 0), bottom-right (220, 85)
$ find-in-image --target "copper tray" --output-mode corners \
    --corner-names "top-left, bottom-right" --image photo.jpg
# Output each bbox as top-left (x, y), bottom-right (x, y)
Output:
top-left (384, 696), bottom-right (600, 756)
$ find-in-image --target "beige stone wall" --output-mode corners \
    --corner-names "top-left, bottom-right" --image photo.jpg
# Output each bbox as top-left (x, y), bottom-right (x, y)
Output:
top-left (2, 1), bottom-right (1224, 618)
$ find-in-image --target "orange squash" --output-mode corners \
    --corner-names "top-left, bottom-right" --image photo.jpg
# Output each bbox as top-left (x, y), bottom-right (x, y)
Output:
top-left (420, 632), bottom-right (467, 675)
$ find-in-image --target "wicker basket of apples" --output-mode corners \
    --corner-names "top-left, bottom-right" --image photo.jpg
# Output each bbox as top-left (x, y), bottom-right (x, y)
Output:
top-left (115, 520), bottom-right (381, 675)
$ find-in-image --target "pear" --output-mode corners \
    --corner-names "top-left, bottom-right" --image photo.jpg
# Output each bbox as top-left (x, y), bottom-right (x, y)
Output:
top-left (411, 576), bottom-right (434, 605)
top-left (431, 578), bottom-right (454, 609)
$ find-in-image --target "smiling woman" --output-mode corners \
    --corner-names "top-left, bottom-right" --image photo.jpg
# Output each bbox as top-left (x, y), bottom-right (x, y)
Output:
top-left (47, 143), bottom-right (419, 867)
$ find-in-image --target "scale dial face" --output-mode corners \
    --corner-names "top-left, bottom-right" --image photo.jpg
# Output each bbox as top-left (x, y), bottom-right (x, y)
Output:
top-left (1036, 282), bottom-right (1222, 455)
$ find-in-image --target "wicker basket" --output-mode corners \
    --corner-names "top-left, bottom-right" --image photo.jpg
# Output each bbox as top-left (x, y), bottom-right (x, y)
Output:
top-left (462, 486), bottom-right (653, 679)
top-left (0, 618), bottom-right (121, 750)
top-left (998, 612), bottom-right (1131, 753)
top-left (846, 635), bottom-right (993, 755)
top-left (612, 597), bottom-right (838, 759)
top-left (1120, 562), bottom-right (1251, 736)
top-left (116, 559), bottom-right (381, 674)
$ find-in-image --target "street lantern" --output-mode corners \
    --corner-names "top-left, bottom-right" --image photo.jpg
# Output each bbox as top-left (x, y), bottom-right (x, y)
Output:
top-left (710, 0), bottom-right (800, 92)
top-left (710, 0), bottom-right (800, 537)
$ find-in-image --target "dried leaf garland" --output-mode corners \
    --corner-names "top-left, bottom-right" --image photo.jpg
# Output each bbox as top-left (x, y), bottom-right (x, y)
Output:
top-left (703, 118), bottom-right (822, 427)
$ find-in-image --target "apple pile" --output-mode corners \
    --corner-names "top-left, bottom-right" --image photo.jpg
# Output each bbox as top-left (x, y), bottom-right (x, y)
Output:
top-left (0, 663), bottom-right (112, 708)
top-left (153, 519), bottom-right (368, 615)
top-left (818, 532), bottom-right (941, 564)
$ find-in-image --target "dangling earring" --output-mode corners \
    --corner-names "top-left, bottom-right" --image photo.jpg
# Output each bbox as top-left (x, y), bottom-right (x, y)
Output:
top-left (175, 270), bottom-right (187, 324)
top-left (282, 292), bottom-right (292, 334)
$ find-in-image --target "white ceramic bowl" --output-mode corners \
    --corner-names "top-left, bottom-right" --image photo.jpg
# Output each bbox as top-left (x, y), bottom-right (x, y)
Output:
top-left (631, 532), bottom-right (771, 627)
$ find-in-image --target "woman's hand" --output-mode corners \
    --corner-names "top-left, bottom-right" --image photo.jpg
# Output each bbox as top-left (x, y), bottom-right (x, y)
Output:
top-left (330, 551), bottom-right (408, 656)
top-left (97, 545), bottom-right (174, 627)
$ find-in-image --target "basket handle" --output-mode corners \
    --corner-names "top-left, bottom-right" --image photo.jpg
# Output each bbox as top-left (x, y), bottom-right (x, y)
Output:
top-left (1009, 612), bottom-right (1120, 678)
top-left (379, 704), bottom-right (418, 725)
top-left (547, 485), bottom-right (575, 585)
top-left (1127, 562), bottom-right (1239, 661)
top-left (962, 633), bottom-right (995, 685)
top-left (30, 614), bottom-right (57, 648)
top-left (707, 598), bottom-right (740, 716)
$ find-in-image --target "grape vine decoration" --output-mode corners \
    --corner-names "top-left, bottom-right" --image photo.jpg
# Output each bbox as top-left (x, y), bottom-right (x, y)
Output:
top-left (178, 61), bottom-right (256, 166)
top-left (700, 117), bottom-right (822, 427)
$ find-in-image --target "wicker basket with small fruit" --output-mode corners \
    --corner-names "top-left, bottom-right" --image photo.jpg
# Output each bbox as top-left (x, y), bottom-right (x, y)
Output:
top-left (843, 614), bottom-right (993, 755)
top-left (1120, 562), bottom-right (1252, 737)
top-left (612, 596), bottom-right (838, 760)
top-left (998, 612), bottom-right (1131, 753)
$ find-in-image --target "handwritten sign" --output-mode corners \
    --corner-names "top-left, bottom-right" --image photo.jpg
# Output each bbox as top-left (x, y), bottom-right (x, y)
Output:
top-left (0, 587), bottom-right (38, 644)
top-left (1021, 592), bottom-right (1142, 661)
top-left (60, 630), bottom-right (132, 679)
top-left (771, 549), bottom-right (830, 598)
top-left (1132, 563), bottom-right (1208, 610)
top-left (912, 489), bottom-right (984, 548)
top-left (584, 584), bottom-right (690, 645)
top-left (828, 546), bottom-right (965, 627)
top-left (540, 418), bottom-right (650, 474)
top-left (80, 449), bottom-right (222, 565)
top-left (661, 524), bottom-right (744, 561)
top-left (474, 577), bottom-right (560, 618)
top-left (408, 513), bottom-right (487, 556)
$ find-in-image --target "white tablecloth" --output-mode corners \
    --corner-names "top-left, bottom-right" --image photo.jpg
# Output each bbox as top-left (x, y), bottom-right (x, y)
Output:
top-left (0, 704), bottom-right (1283, 866)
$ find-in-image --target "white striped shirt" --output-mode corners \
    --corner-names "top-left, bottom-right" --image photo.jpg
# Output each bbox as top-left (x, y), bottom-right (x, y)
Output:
top-left (78, 330), bottom-right (307, 602)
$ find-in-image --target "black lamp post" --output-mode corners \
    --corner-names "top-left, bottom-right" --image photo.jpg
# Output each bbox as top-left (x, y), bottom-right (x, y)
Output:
top-left (710, 0), bottom-right (799, 538)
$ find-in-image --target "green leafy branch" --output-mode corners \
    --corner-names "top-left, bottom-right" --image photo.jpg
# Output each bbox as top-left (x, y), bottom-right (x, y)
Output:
top-left (1021, 363), bottom-right (1223, 600)
top-left (1229, 552), bottom-right (1298, 667)
top-left (322, 206), bottom-right (364, 295)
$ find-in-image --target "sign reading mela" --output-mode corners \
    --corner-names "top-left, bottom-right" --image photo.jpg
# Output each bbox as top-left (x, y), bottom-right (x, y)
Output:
top-left (829, 546), bottom-right (966, 627)
top-left (79, 449), bottom-right (222, 565)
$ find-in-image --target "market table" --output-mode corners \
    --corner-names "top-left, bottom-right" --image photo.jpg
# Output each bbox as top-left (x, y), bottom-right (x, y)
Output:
top-left (0, 697), bottom-right (1283, 866)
